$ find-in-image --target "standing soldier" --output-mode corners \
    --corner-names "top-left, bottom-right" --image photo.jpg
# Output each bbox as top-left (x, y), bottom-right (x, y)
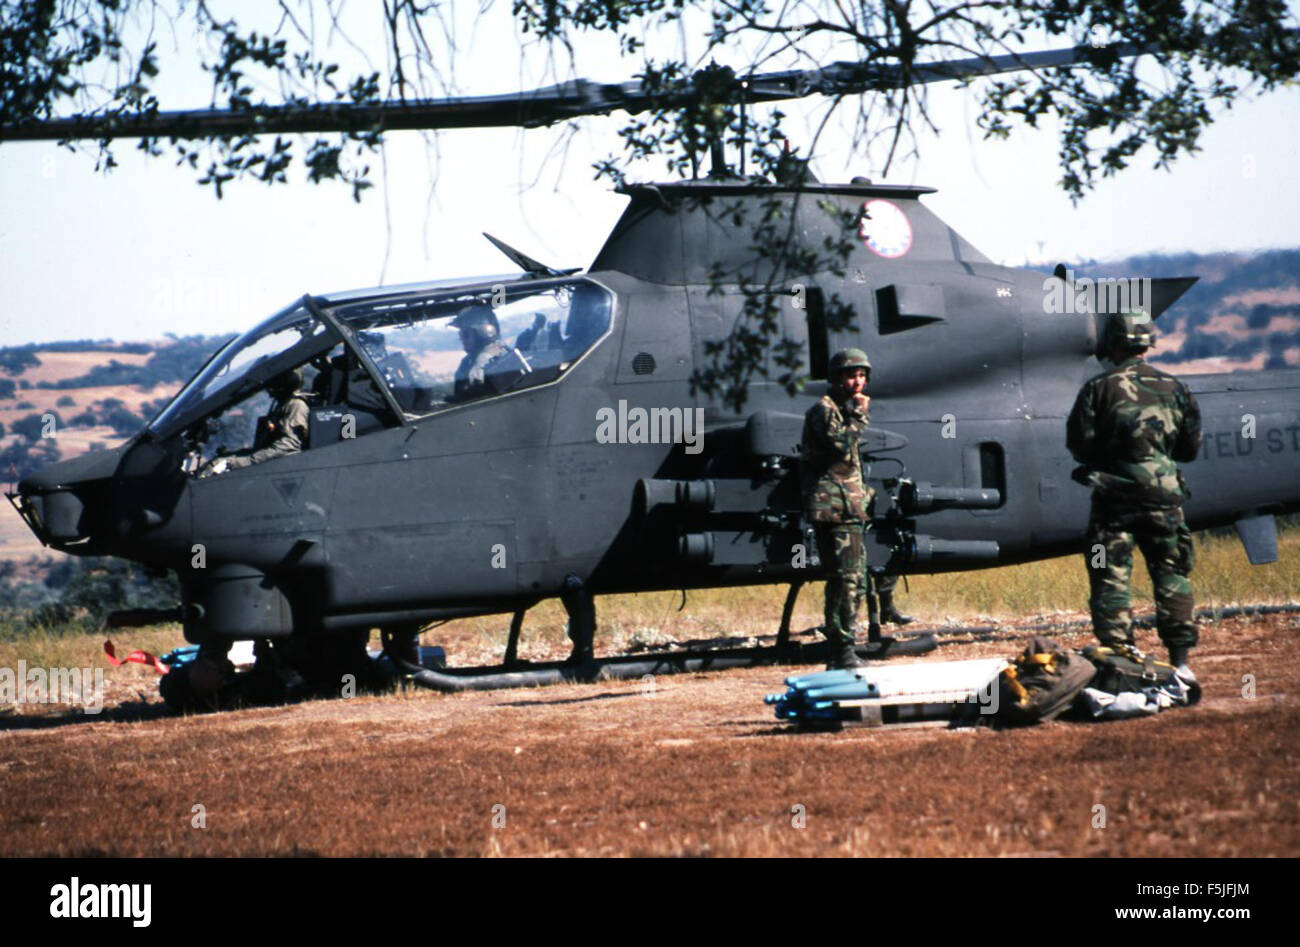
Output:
top-left (802, 348), bottom-right (874, 669)
top-left (1067, 310), bottom-right (1203, 679)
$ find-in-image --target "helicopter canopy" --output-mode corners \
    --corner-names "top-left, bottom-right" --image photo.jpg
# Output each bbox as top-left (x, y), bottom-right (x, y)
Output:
top-left (147, 276), bottom-right (614, 438)
top-left (148, 300), bottom-right (340, 438)
top-left (330, 276), bottom-right (613, 414)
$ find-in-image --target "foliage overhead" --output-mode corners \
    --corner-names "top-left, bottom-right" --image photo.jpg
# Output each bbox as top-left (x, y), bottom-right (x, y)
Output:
top-left (2, 1), bottom-right (1297, 404)
top-left (2, 1), bottom-right (1296, 200)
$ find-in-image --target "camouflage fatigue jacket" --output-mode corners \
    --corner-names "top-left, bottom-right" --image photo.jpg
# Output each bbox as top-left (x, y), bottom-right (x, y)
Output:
top-left (801, 393), bottom-right (872, 523)
top-left (1066, 356), bottom-right (1202, 509)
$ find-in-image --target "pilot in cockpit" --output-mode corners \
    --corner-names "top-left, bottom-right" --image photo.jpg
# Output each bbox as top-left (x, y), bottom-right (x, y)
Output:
top-left (451, 303), bottom-right (509, 401)
top-left (198, 369), bottom-right (310, 477)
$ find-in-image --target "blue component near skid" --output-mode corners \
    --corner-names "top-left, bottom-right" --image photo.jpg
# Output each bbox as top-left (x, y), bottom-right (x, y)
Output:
top-left (806, 681), bottom-right (877, 701)
top-left (767, 666), bottom-right (875, 722)
top-left (160, 645), bottom-right (201, 668)
top-left (784, 669), bottom-right (860, 689)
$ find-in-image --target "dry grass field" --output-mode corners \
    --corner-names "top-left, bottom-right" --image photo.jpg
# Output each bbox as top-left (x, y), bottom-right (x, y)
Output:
top-left (1, 530), bottom-right (1296, 857)
top-left (0, 613), bottom-right (1296, 857)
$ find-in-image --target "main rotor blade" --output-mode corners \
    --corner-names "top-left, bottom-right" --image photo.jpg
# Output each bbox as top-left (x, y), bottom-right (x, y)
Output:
top-left (0, 44), bottom-right (1137, 143)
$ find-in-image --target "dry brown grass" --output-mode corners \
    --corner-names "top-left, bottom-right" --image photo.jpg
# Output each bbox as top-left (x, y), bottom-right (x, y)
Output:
top-left (19, 350), bottom-right (152, 382)
top-left (895, 528), bottom-right (1300, 623)
top-left (1, 614), bottom-right (1297, 857)
top-left (0, 525), bottom-right (1295, 857)
top-left (0, 381), bottom-right (172, 425)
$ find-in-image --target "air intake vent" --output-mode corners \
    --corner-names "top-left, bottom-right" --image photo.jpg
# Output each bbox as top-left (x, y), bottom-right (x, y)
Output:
top-left (876, 284), bottom-right (946, 335)
top-left (632, 352), bottom-right (656, 375)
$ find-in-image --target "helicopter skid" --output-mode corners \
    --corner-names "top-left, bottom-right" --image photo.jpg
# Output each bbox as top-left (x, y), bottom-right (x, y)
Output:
top-left (389, 634), bottom-right (938, 693)
top-left (159, 633), bottom-right (937, 709)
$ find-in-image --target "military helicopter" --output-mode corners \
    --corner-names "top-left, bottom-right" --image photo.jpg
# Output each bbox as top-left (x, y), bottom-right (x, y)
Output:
top-left (6, 45), bottom-right (1300, 708)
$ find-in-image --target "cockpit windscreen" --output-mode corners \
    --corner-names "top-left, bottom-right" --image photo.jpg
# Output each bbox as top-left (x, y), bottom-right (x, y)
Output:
top-left (330, 278), bottom-right (612, 414)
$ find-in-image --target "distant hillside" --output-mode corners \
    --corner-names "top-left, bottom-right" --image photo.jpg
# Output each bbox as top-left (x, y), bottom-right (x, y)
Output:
top-left (1046, 248), bottom-right (1300, 373)
top-left (0, 334), bottom-right (231, 475)
top-left (0, 334), bottom-right (233, 563)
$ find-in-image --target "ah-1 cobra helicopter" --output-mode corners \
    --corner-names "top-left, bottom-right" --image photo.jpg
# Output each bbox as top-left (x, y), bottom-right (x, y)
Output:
top-left (6, 45), bottom-right (1300, 708)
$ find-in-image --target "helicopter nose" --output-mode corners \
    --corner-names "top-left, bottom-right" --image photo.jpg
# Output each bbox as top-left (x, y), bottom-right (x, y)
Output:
top-left (11, 445), bottom-right (125, 547)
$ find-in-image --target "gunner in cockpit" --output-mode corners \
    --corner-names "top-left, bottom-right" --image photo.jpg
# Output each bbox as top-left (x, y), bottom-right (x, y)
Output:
top-left (199, 369), bottom-right (309, 477)
top-left (451, 303), bottom-right (509, 401)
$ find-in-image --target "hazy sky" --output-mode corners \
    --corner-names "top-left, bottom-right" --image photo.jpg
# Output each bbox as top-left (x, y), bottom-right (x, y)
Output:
top-left (1, 5), bottom-right (1297, 346)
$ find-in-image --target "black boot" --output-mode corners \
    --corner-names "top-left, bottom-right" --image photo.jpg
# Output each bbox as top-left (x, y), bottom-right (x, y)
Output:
top-left (826, 640), bottom-right (869, 670)
top-left (879, 591), bottom-right (913, 625)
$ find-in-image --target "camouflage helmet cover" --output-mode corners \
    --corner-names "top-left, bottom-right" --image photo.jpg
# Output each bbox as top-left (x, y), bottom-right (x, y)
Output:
top-left (1104, 309), bottom-right (1156, 352)
top-left (828, 347), bottom-right (872, 378)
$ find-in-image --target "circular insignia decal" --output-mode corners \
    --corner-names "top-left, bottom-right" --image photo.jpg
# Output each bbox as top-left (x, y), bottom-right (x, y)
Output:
top-left (858, 199), bottom-right (912, 258)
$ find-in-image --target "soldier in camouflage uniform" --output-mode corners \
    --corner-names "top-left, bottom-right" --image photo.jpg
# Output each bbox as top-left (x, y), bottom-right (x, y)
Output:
top-left (1067, 310), bottom-right (1203, 678)
top-left (802, 348), bottom-right (874, 669)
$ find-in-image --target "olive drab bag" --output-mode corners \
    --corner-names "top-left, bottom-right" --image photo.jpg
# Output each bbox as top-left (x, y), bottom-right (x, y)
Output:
top-left (997, 636), bottom-right (1098, 726)
top-left (1077, 643), bottom-right (1201, 717)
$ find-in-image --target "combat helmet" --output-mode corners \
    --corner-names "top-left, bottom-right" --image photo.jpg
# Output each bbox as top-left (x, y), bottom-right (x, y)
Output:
top-left (267, 368), bottom-right (302, 396)
top-left (451, 302), bottom-right (501, 348)
top-left (828, 348), bottom-right (871, 379)
top-left (1104, 309), bottom-right (1156, 352)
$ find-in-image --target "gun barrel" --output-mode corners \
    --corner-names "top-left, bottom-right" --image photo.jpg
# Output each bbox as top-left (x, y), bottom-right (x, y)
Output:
top-left (908, 535), bottom-right (1001, 565)
top-left (901, 481), bottom-right (1001, 512)
top-left (635, 478), bottom-right (717, 516)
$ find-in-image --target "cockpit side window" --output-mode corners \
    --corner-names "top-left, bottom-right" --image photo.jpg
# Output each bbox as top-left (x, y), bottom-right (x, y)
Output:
top-left (191, 360), bottom-right (318, 477)
top-left (149, 302), bottom-right (338, 439)
top-left (332, 278), bottom-right (613, 415)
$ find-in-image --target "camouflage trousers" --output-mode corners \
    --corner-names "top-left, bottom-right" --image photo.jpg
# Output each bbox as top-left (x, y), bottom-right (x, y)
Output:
top-left (1085, 503), bottom-right (1197, 652)
top-left (814, 523), bottom-right (866, 645)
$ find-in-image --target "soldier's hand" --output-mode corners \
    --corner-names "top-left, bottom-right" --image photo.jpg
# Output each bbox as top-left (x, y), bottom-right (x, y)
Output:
top-left (197, 458), bottom-right (229, 479)
top-left (851, 394), bottom-right (870, 415)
